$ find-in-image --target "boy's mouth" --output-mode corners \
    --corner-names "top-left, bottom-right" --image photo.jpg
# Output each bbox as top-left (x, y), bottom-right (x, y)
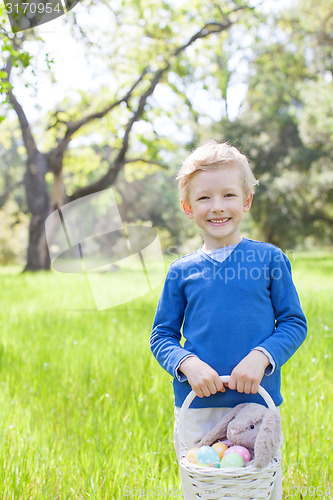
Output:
top-left (208, 217), bottom-right (231, 225)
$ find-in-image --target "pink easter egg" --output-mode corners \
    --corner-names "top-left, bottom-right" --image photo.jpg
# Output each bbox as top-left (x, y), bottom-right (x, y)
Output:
top-left (224, 445), bottom-right (251, 463)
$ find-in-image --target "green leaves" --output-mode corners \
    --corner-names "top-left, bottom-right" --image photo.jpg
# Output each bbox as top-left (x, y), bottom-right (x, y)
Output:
top-left (213, 0), bottom-right (333, 248)
top-left (298, 78), bottom-right (333, 153)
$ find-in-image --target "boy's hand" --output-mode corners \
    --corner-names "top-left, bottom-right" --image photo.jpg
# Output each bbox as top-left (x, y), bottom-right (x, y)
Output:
top-left (228, 350), bottom-right (270, 395)
top-left (179, 356), bottom-right (226, 398)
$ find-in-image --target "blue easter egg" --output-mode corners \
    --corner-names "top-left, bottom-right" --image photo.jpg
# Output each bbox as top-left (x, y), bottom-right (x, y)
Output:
top-left (197, 446), bottom-right (221, 468)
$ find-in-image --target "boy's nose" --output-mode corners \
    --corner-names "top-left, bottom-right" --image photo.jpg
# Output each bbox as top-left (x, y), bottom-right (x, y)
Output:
top-left (211, 198), bottom-right (225, 212)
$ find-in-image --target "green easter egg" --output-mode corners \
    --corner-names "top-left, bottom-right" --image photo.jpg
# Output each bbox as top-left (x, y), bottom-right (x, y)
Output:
top-left (220, 452), bottom-right (244, 468)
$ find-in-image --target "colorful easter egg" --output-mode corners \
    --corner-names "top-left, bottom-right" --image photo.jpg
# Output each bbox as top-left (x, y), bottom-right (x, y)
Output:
top-left (197, 446), bottom-right (221, 468)
top-left (186, 447), bottom-right (199, 464)
top-left (224, 445), bottom-right (251, 463)
top-left (212, 442), bottom-right (228, 459)
top-left (220, 452), bottom-right (244, 468)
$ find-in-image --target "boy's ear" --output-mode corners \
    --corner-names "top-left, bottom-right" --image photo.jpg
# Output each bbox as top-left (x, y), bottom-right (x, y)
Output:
top-left (243, 194), bottom-right (253, 212)
top-left (181, 200), bottom-right (194, 219)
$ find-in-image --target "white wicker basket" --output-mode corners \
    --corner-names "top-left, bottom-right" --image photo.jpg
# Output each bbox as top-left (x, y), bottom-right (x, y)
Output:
top-left (178, 376), bottom-right (280, 499)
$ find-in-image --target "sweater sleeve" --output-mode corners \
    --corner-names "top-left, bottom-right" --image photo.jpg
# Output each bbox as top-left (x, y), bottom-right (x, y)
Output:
top-left (150, 264), bottom-right (193, 379)
top-left (256, 250), bottom-right (307, 370)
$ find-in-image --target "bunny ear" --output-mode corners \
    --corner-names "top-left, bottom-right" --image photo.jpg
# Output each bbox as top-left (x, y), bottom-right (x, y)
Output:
top-left (198, 403), bottom-right (248, 447)
top-left (254, 409), bottom-right (282, 468)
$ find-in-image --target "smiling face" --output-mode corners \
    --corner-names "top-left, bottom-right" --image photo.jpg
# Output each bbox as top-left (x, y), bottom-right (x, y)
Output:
top-left (181, 167), bottom-right (253, 251)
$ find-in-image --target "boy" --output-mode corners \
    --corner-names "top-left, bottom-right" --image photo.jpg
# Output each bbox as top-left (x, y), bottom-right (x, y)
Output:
top-left (150, 141), bottom-right (307, 499)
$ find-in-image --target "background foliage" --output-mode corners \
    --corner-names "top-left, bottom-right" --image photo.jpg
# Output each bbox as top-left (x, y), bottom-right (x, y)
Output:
top-left (1, 0), bottom-right (332, 266)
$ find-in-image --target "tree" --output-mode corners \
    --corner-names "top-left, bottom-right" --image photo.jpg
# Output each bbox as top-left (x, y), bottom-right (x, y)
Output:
top-left (293, 0), bottom-right (333, 156)
top-left (1, 0), bottom-right (255, 270)
top-left (210, 0), bottom-right (333, 248)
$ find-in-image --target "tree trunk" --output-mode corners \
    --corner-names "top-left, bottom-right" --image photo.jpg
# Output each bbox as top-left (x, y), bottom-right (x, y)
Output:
top-left (23, 151), bottom-right (51, 271)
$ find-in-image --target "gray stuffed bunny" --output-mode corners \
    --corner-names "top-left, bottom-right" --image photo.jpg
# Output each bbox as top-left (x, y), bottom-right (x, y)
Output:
top-left (198, 403), bottom-right (281, 468)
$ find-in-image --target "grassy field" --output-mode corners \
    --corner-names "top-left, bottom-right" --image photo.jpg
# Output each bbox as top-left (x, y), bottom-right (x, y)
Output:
top-left (0, 253), bottom-right (332, 499)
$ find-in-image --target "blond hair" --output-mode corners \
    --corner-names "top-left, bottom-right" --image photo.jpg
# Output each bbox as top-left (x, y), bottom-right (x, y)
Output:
top-left (177, 140), bottom-right (259, 202)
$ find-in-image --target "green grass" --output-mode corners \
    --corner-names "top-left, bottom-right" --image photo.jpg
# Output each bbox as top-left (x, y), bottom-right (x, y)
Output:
top-left (279, 255), bottom-right (332, 498)
top-left (0, 254), bottom-right (332, 499)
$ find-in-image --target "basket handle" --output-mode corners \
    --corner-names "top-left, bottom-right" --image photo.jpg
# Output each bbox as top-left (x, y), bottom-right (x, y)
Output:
top-left (178, 375), bottom-right (277, 451)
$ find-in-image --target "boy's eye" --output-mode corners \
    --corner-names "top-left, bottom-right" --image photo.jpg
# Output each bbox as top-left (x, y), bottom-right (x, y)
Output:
top-left (225, 193), bottom-right (236, 198)
top-left (198, 196), bottom-right (209, 200)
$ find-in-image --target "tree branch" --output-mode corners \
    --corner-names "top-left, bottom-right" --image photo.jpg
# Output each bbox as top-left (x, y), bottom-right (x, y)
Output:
top-left (67, 66), bottom-right (150, 131)
top-left (3, 57), bottom-right (39, 162)
top-left (172, 21), bottom-right (232, 59)
top-left (168, 82), bottom-right (200, 123)
top-left (66, 7), bottom-right (248, 201)
top-left (68, 66), bottom-right (168, 201)
top-left (307, 211), bottom-right (333, 227)
top-left (113, 10), bottom-right (252, 168)
top-left (47, 66), bottom-right (151, 175)
top-left (115, 66), bottom-right (168, 166)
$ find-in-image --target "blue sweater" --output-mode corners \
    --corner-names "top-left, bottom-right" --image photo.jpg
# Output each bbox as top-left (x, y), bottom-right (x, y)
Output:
top-left (150, 238), bottom-right (307, 408)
